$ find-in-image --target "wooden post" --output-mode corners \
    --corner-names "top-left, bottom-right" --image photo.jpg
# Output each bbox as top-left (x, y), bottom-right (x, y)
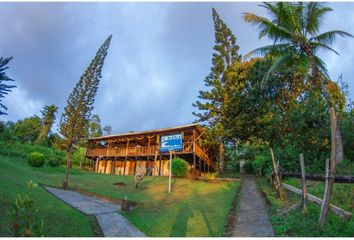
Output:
top-left (270, 148), bottom-right (282, 199)
top-left (193, 130), bottom-right (196, 176)
top-left (299, 153), bottom-right (307, 214)
top-left (134, 156), bottom-right (138, 175)
top-left (319, 107), bottom-right (338, 227)
top-left (146, 137), bottom-right (151, 175)
top-left (159, 155), bottom-right (162, 176)
top-left (123, 139), bottom-right (130, 176)
top-left (104, 157), bottom-right (108, 174)
top-left (199, 157), bottom-right (201, 175)
top-left (112, 157), bottom-right (117, 175)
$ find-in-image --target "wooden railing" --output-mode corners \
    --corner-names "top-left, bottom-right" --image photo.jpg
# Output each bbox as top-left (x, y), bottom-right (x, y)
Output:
top-left (195, 144), bottom-right (214, 169)
top-left (86, 141), bottom-right (214, 169)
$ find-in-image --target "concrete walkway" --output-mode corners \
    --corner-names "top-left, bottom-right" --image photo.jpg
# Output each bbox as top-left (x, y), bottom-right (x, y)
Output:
top-left (232, 175), bottom-right (274, 237)
top-left (44, 186), bottom-right (145, 237)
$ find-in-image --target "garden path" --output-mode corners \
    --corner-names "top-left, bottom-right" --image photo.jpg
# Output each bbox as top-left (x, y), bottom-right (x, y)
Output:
top-left (44, 186), bottom-right (145, 237)
top-left (232, 175), bottom-right (274, 237)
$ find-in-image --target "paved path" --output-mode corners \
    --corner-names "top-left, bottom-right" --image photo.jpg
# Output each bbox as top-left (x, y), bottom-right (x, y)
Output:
top-left (232, 175), bottom-right (274, 237)
top-left (44, 186), bottom-right (145, 237)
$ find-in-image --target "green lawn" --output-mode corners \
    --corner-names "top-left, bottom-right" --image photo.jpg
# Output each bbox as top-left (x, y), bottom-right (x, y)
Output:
top-left (256, 177), bottom-right (354, 237)
top-left (0, 154), bottom-right (239, 237)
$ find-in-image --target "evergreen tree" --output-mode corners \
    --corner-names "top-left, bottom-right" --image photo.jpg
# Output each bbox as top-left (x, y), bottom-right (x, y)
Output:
top-left (88, 114), bottom-right (103, 138)
top-left (36, 104), bottom-right (58, 145)
top-left (0, 57), bottom-right (16, 115)
top-left (59, 35), bottom-right (112, 189)
top-left (193, 8), bottom-right (241, 173)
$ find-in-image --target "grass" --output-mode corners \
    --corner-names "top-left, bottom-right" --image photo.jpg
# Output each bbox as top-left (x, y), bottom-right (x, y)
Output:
top-left (0, 155), bottom-right (93, 237)
top-left (0, 153), bottom-right (239, 237)
top-left (256, 177), bottom-right (354, 237)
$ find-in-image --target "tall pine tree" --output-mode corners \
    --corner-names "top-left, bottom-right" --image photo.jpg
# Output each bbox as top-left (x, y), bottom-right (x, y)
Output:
top-left (193, 8), bottom-right (241, 173)
top-left (59, 35), bottom-right (112, 189)
top-left (36, 104), bottom-right (58, 145)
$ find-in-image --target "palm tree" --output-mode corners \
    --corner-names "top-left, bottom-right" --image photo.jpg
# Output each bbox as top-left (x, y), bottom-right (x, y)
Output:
top-left (243, 2), bottom-right (353, 164)
top-left (0, 57), bottom-right (16, 115)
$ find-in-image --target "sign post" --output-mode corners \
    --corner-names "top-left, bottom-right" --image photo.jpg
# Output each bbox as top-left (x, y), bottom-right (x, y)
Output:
top-left (169, 150), bottom-right (172, 193)
top-left (160, 133), bottom-right (183, 193)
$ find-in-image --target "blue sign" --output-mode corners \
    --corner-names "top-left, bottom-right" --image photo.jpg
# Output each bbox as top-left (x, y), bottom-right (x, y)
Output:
top-left (160, 133), bottom-right (183, 152)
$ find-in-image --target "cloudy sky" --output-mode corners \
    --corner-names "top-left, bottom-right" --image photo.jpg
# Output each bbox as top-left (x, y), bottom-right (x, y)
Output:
top-left (1, 2), bottom-right (353, 134)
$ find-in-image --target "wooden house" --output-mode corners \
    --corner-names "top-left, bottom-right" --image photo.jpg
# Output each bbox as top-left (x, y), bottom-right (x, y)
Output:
top-left (85, 123), bottom-right (217, 176)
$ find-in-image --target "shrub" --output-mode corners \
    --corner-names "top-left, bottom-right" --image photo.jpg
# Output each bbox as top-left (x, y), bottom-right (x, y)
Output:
top-left (27, 152), bottom-right (45, 168)
top-left (252, 154), bottom-right (272, 176)
top-left (243, 160), bottom-right (254, 173)
top-left (47, 158), bottom-right (60, 167)
top-left (8, 180), bottom-right (44, 237)
top-left (171, 158), bottom-right (188, 177)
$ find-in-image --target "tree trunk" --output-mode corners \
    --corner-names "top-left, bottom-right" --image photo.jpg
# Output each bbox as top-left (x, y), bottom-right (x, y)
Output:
top-left (219, 142), bottom-right (225, 174)
top-left (63, 150), bottom-right (72, 190)
top-left (335, 125), bottom-right (344, 165)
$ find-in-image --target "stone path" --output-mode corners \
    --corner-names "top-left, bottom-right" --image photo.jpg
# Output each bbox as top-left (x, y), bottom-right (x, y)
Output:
top-left (232, 175), bottom-right (274, 237)
top-left (44, 186), bottom-right (145, 237)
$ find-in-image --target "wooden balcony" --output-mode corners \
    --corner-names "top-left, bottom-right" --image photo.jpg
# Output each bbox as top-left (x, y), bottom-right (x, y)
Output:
top-left (86, 141), bottom-right (214, 169)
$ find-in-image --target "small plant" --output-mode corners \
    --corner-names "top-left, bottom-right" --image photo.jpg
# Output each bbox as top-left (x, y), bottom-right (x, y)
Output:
top-left (171, 158), bottom-right (188, 177)
top-left (8, 180), bottom-right (44, 237)
top-left (27, 152), bottom-right (45, 168)
top-left (203, 172), bottom-right (218, 182)
top-left (47, 158), bottom-right (60, 167)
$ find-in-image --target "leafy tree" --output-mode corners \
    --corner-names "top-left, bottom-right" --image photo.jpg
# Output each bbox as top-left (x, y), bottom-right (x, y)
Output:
top-left (59, 35), bottom-right (112, 189)
top-left (0, 57), bottom-right (16, 115)
top-left (0, 120), bottom-right (17, 141)
top-left (193, 8), bottom-right (241, 173)
top-left (88, 114), bottom-right (102, 138)
top-left (243, 2), bottom-right (353, 164)
top-left (103, 125), bottom-right (112, 135)
top-left (13, 116), bottom-right (42, 143)
top-left (36, 105), bottom-right (58, 145)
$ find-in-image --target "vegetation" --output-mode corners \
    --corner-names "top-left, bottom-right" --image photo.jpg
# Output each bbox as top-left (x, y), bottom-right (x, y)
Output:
top-left (171, 158), bottom-right (188, 177)
top-left (0, 56), bottom-right (16, 115)
top-left (0, 153), bottom-right (239, 237)
top-left (36, 105), bottom-right (58, 145)
top-left (59, 35), bottom-right (112, 189)
top-left (88, 114), bottom-right (103, 138)
top-left (0, 155), bottom-right (93, 237)
top-left (193, 8), bottom-right (241, 174)
top-left (27, 152), bottom-right (45, 168)
top-left (256, 177), bottom-right (354, 237)
top-left (8, 180), bottom-right (44, 237)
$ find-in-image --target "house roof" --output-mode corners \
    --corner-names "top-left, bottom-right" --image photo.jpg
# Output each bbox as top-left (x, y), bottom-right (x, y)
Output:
top-left (88, 123), bottom-right (205, 141)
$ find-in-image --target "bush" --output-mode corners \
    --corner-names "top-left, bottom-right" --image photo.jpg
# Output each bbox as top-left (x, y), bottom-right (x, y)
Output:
top-left (47, 158), bottom-right (60, 167)
top-left (171, 158), bottom-right (188, 177)
top-left (252, 154), bottom-right (272, 176)
top-left (8, 180), bottom-right (44, 237)
top-left (243, 161), bottom-right (254, 173)
top-left (27, 152), bottom-right (45, 168)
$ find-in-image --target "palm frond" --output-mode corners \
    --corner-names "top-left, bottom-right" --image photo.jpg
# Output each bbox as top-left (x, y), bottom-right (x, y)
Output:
top-left (261, 51), bottom-right (294, 89)
top-left (313, 30), bottom-right (354, 46)
top-left (244, 43), bottom-right (290, 60)
top-left (310, 42), bottom-right (339, 55)
top-left (305, 2), bottom-right (332, 35)
top-left (243, 12), bottom-right (294, 42)
top-left (313, 55), bottom-right (330, 79)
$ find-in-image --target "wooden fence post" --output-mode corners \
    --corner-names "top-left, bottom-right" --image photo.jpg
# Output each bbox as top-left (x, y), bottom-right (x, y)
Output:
top-left (319, 107), bottom-right (338, 227)
top-left (299, 153), bottom-right (307, 214)
top-left (270, 148), bottom-right (283, 200)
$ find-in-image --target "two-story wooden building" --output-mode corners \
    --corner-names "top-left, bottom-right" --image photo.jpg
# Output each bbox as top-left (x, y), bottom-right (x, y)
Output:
top-left (85, 123), bottom-right (217, 176)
